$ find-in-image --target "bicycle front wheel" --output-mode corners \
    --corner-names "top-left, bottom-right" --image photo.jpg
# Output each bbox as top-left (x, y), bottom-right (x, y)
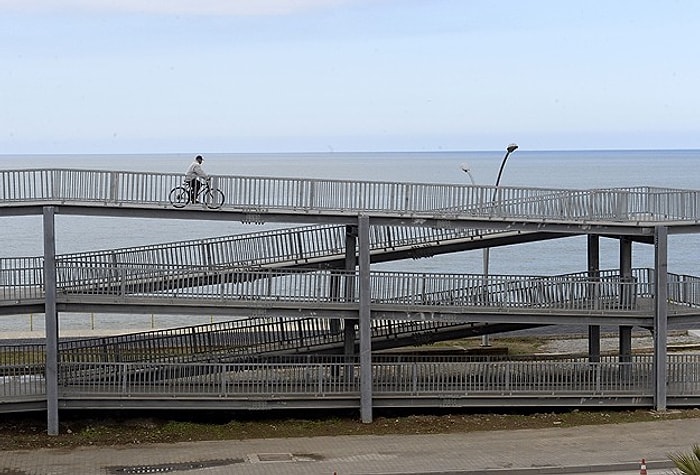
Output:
top-left (204, 189), bottom-right (225, 210)
top-left (169, 186), bottom-right (190, 208)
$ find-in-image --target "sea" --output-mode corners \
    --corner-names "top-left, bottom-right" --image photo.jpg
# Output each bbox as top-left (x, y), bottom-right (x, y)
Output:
top-left (1, 149), bottom-right (699, 335)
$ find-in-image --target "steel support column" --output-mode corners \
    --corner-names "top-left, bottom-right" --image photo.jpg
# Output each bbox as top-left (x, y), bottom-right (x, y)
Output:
top-left (654, 226), bottom-right (668, 411)
top-left (619, 236), bottom-right (633, 305)
top-left (358, 216), bottom-right (372, 423)
top-left (618, 324), bottom-right (633, 382)
top-left (619, 237), bottom-right (633, 359)
top-left (587, 235), bottom-right (601, 362)
top-left (43, 206), bottom-right (59, 436)
top-left (588, 325), bottom-right (601, 363)
top-left (344, 225), bottom-right (358, 357)
top-left (329, 278), bottom-right (341, 335)
top-left (619, 326), bottom-right (632, 363)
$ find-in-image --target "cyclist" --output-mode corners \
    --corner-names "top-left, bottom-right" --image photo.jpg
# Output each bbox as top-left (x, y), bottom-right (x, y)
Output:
top-left (185, 155), bottom-right (209, 203)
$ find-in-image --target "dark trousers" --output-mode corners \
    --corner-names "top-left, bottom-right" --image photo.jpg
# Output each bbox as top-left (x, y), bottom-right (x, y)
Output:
top-left (188, 179), bottom-right (201, 203)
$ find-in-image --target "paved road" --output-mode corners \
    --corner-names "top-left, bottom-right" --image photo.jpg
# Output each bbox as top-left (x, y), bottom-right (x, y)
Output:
top-left (1, 418), bottom-right (697, 474)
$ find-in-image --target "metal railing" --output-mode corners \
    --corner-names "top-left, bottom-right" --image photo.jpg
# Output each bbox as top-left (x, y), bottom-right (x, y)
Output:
top-left (4, 351), bottom-right (700, 407)
top-left (0, 342), bottom-right (47, 401)
top-left (668, 354), bottom-right (700, 396)
top-left (0, 222), bottom-right (489, 296)
top-left (57, 317), bottom-right (346, 363)
top-left (2, 168), bottom-right (699, 223)
top-left (53, 265), bottom-right (656, 312)
top-left (0, 257), bottom-right (44, 301)
top-left (57, 224), bottom-right (484, 270)
top-left (369, 268), bottom-right (651, 311)
top-left (667, 273), bottom-right (700, 309)
top-left (0, 354), bottom-right (680, 401)
top-left (54, 317), bottom-right (499, 364)
top-left (3, 257), bottom-right (699, 315)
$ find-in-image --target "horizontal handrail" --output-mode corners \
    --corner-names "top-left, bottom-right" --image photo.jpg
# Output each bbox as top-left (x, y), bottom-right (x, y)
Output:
top-left (8, 354), bottom-right (699, 401)
top-left (57, 223), bottom-right (485, 270)
top-left (4, 261), bottom-right (700, 313)
top-left (4, 352), bottom-right (700, 406)
top-left (1, 168), bottom-right (699, 223)
top-left (50, 265), bottom-right (663, 312)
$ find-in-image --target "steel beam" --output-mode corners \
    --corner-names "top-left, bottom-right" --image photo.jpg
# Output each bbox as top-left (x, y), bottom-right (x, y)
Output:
top-left (8, 202), bottom-right (682, 238)
top-left (49, 299), bottom-right (659, 327)
top-left (50, 395), bottom-right (660, 411)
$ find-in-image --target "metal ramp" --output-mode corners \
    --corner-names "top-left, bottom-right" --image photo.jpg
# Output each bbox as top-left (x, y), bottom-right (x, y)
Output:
top-left (57, 316), bottom-right (538, 364)
top-left (42, 223), bottom-right (557, 362)
top-left (56, 223), bottom-right (564, 272)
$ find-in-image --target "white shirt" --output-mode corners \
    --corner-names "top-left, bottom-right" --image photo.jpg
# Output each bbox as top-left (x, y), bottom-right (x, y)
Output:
top-left (185, 160), bottom-right (208, 180)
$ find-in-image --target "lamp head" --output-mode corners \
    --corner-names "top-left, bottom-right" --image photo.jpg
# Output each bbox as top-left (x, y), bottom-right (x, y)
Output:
top-left (506, 143), bottom-right (518, 154)
top-left (459, 162), bottom-right (472, 173)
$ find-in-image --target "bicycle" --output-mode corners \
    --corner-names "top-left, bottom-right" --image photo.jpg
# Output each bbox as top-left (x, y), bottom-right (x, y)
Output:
top-left (169, 178), bottom-right (225, 210)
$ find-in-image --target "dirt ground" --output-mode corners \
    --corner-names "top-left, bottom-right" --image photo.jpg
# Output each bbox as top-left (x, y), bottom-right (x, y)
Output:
top-left (2, 408), bottom-right (700, 451)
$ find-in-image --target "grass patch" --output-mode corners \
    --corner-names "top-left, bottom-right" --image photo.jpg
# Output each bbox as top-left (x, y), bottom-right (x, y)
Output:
top-left (429, 335), bottom-right (546, 355)
top-left (1, 408), bottom-right (699, 451)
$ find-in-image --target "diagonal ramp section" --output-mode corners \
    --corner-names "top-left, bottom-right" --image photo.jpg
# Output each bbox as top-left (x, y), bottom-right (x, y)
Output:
top-left (57, 223), bottom-right (565, 273)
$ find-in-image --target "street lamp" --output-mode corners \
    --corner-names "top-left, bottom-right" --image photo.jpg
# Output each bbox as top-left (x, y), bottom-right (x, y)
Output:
top-left (460, 161), bottom-right (489, 347)
top-left (485, 143), bottom-right (519, 266)
top-left (459, 162), bottom-right (476, 186)
top-left (482, 143), bottom-right (518, 347)
top-left (494, 143), bottom-right (519, 192)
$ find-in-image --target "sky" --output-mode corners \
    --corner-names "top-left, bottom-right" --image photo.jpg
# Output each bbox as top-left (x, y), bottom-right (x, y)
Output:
top-left (1, 0), bottom-right (699, 154)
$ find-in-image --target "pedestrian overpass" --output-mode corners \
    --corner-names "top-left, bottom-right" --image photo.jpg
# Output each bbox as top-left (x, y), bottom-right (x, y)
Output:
top-left (1, 167), bottom-right (699, 433)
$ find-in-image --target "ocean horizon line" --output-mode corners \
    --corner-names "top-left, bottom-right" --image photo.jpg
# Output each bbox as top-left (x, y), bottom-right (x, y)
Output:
top-left (2, 147), bottom-right (700, 159)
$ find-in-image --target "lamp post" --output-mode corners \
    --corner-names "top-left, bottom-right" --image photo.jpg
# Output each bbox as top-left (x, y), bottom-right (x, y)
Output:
top-left (484, 143), bottom-right (518, 275)
top-left (460, 161), bottom-right (490, 347)
top-left (494, 143), bottom-right (519, 193)
top-left (481, 143), bottom-right (518, 347)
top-left (459, 162), bottom-right (476, 186)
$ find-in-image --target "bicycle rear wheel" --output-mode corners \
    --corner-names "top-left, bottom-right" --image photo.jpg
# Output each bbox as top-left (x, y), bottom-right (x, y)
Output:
top-left (204, 189), bottom-right (225, 209)
top-left (169, 186), bottom-right (190, 208)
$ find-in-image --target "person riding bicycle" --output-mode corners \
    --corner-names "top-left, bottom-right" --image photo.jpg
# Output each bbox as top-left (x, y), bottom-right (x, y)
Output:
top-left (185, 155), bottom-right (209, 203)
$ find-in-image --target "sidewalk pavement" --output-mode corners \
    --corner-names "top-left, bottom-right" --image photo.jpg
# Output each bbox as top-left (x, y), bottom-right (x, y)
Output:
top-left (1, 417), bottom-right (697, 475)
